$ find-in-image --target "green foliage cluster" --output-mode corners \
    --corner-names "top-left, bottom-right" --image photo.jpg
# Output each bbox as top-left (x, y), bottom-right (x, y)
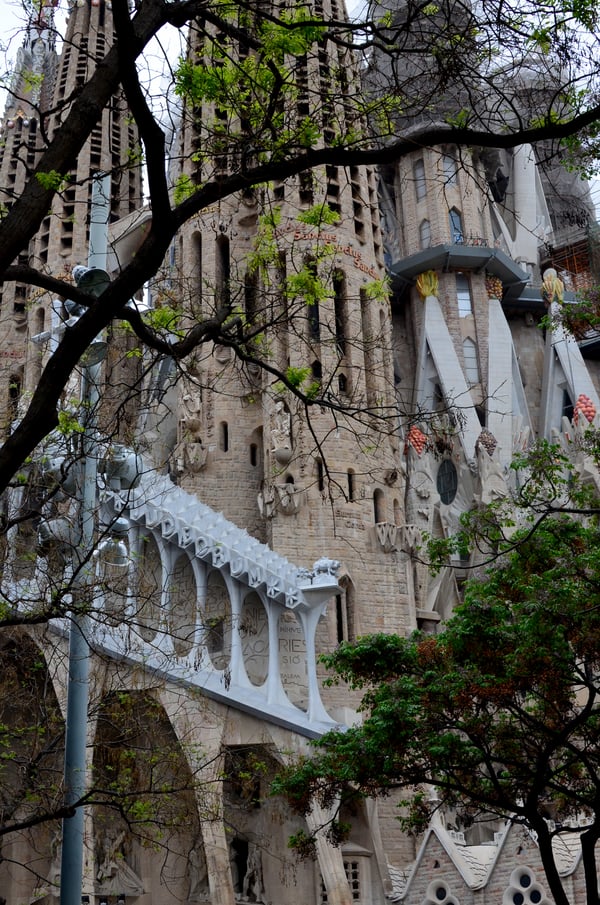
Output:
top-left (35, 171), bottom-right (69, 192)
top-left (274, 440), bottom-right (600, 905)
top-left (549, 287), bottom-right (600, 338)
top-left (174, 5), bottom-right (332, 171)
top-left (93, 691), bottom-right (202, 837)
top-left (0, 639), bottom-right (64, 832)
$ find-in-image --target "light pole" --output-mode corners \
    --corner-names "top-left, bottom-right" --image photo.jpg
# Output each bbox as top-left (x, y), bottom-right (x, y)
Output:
top-left (33, 174), bottom-right (140, 904)
top-left (59, 339), bottom-right (106, 905)
top-left (59, 173), bottom-right (111, 905)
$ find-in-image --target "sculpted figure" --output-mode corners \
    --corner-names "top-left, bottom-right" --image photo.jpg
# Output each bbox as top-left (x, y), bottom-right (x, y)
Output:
top-left (242, 843), bottom-right (264, 903)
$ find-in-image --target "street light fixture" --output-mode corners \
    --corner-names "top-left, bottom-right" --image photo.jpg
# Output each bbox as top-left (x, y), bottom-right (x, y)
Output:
top-left (35, 174), bottom-right (139, 905)
top-left (59, 174), bottom-right (112, 905)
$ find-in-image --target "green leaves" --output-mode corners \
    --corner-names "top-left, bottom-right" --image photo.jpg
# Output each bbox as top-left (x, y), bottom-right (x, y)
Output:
top-left (173, 6), bottom-right (326, 168)
top-left (260, 6), bottom-right (326, 58)
top-left (277, 440), bottom-right (600, 900)
top-left (35, 170), bottom-right (69, 192)
top-left (297, 202), bottom-right (341, 227)
top-left (173, 173), bottom-right (196, 205)
top-left (57, 410), bottom-right (84, 436)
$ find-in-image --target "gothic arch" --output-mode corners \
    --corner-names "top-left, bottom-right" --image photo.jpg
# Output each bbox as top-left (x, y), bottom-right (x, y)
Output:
top-left (93, 689), bottom-right (201, 900)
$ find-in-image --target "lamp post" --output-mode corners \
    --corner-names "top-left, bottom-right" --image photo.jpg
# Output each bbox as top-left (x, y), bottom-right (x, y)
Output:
top-left (59, 174), bottom-right (111, 905)
top-left (32, 174), bottom-right (140, 905)
top-left (59, 337), bottom-right (107, 905)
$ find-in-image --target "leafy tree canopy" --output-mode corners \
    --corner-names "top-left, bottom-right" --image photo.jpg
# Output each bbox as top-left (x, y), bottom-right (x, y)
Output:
top-left (274, 440), bottom-right (600, 905)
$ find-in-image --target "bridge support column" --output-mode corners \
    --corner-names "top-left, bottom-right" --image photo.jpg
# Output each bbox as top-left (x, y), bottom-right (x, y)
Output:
top-left (307, 800), bottom-right (353, 905)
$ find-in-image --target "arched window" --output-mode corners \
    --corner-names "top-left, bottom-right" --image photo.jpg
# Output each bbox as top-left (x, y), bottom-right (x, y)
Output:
top-left (419, 219), bottom-right (431, 249)
top-left (347, 469), bottom-right (355, 502)
top-left (449, 208), bottom-right (464, 244)
top-left (414, 159), bottom-right (427, 201)
top-left (442, 151), bottom-right (458, 185)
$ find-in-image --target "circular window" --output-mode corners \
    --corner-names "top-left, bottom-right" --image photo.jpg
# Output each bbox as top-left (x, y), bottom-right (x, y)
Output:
top-left (519, 874), bottom-right (532, 888)
top-left (435, 888), bottom-right (446, 901)
top-left (436, 459), bottom-right (458, 504)
top-left (513, 894), bottom-right (524, 905)
top-left (530, 891), bottom-right (542, 904)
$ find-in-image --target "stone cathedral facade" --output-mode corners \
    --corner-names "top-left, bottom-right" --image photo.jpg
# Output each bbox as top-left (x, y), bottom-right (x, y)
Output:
top-left (0, 0), bottom-right (599, 903)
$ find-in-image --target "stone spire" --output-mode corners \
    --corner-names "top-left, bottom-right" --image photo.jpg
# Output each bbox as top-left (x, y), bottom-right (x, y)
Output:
top-left (0, 0), bottom-right (143, 430)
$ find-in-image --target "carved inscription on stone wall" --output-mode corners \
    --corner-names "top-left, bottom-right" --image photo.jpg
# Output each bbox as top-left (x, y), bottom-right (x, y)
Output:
top-left (241, 594), bottom-right (269, 686)
top-left (278, 612), bottom-right (308, 711)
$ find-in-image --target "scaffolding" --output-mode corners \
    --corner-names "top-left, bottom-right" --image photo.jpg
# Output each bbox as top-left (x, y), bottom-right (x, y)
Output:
top-left (541, 222), bottom-right (600, 292)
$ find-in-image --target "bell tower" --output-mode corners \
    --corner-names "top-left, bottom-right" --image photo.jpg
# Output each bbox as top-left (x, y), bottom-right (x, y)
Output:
top-left (0, 0), bottom-right (143, 430)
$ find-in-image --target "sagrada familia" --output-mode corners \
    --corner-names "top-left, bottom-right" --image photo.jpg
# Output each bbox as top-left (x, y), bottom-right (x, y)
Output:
top-left (0, 0), bottom-right (598, 903)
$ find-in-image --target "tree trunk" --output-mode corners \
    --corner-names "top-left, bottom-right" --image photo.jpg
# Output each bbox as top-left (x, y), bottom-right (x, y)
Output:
top-left (580, 826), bottom-right (600, 905)
top-left (534, 820), bottom-right (571, 905)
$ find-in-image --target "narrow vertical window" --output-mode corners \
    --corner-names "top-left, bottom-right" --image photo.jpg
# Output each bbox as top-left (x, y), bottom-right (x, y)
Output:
top-left (215, 234), bottom-right (230, 308)
top-left (360, 288), bottom-right (376, 408)
top-left (443, 152), bottom-right (458, 185)
top-left (463, 338), bottom-right (479, 384)
top-left (373, 488), bottom-right (384, 523)
top-left (414, 159), bottom-right (427, 201)
top-left (308, 300), bottom-right (320, 341)
top-left (449, 208), bottom-right (464, 244)
top-left (8, 373), bottom-right (21, 423)
top-left (335, 594), bottom-right (347, 644)
top-left (316, 459), bottom-right (325, 492)
top-left (456, 273), bottom-right (473, 317)
top-left (562, 390), bottom-right (574, 421)
top-left (304, 258), bottom-right (320, 343)
top-left (419, 219), bottom-right (431, 249)
top-left (333, 270), bottom-right (347, 357)
top-left (193, 232), bottom-right (203, 308)
top-left (220, 421), bottom-right (229, 452)
top-left (276, 250), bottom-right (289, 370)
top-left (244, 270), bottom-right (257, 323)
top-left (334, 579), bottom-right (354, 645)
top-left (31, 308), bottom-right (45, 386)
top-left (347, 469), bottom-right (355, 502)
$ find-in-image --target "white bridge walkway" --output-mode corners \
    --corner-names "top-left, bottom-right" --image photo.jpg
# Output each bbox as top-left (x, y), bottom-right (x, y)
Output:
top-left (9, 464), bottom-right (342, 739)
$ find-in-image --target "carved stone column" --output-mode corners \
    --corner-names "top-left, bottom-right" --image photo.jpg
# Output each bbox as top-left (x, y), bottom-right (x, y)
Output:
top-left (306, 801), bottom-right (353, 905)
